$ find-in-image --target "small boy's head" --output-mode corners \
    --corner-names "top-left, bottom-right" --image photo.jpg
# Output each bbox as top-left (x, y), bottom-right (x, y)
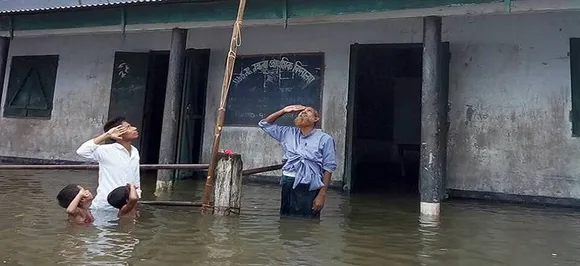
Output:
top-left (107, 186), bottom-right (129, 209)
top-left (57, 184), bottom-right (92, 208)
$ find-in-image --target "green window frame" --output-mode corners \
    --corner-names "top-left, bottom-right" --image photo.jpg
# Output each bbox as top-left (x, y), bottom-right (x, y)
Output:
top-left (3, 55), bottom-right (59, 119)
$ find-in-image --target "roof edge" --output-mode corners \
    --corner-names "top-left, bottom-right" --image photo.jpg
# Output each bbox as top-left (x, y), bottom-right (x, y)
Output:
top-left (0, 0), bottom-right (224, 15)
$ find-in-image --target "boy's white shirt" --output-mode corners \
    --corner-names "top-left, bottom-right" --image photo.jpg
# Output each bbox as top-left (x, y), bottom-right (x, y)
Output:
top-left (76, 140), bottom-right (142, 210)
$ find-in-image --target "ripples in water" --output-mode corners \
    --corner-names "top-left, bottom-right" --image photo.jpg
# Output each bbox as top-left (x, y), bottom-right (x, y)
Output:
top-left (0, 170), bottom-right (579, 265)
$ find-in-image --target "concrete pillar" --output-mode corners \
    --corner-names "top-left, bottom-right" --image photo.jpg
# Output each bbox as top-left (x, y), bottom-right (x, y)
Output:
top-left (0, 37), bottom-right (10, 99)
top-left (420, 16), bottom-right (445, 217)
top-left (156, 28), bottom-right (187, 194)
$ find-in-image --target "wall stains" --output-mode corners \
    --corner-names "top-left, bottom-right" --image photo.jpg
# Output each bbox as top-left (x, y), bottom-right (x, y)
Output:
top-left (465, 104), bottom-right (474, 125)
top-left (444, 10), bottom-right (580, 200)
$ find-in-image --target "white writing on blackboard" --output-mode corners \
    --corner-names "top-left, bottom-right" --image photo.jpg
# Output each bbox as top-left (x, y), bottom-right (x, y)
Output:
top-left (232, 57), bottom-right (316, 86)
top-left (233, 111), bottom-right (266, 119)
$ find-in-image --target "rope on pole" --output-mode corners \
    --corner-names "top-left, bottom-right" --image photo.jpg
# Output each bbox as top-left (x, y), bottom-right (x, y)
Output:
top-left (201, 0), bottom-right (248, 212)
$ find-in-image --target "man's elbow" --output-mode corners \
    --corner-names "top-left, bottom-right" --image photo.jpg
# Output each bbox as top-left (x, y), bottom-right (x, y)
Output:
top-left (258, 120), bottom-right (268, 129)
top-left (323, 165), bottom-right (337, 175)
top-left (76, 146), bottom-right (97, 160)
top-left (259, 119), bottom-right (278, 129)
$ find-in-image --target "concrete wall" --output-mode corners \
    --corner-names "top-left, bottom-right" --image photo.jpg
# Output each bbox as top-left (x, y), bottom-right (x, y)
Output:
top-left (196, 11), bottom-right (580, 196)
top-left (445, 12), bottom-right (580, 199)
top-left (0, 31), bottom-right (172, 161)
top-left (2, 11), bottom-right (580, 198)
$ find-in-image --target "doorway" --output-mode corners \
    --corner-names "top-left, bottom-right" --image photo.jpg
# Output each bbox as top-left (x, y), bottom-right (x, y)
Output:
top-left (345, 43), bottom-right (449, 196)
top-left (107, 49), bottom-right (210, 168)
top-left (140, 52), bottom-right (169, 164)
top-left (175, 49), bottom-right (211, 180)
top-left (107, 51), bottom-right (169, 163)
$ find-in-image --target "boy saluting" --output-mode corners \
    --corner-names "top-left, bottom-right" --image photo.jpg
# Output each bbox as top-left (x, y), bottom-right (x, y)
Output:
top-left (76, 117), bottom-right (142, 210)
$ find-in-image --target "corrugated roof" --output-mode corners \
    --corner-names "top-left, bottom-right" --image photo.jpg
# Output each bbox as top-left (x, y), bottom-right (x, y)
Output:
top-left (0, 0), bottom-right (182, 14)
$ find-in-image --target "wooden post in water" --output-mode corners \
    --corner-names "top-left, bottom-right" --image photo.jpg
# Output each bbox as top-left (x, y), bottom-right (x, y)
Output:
top-left (201, 0), bottom-right (247, 212)
top-left (213, 152), bottom-right (243, 216)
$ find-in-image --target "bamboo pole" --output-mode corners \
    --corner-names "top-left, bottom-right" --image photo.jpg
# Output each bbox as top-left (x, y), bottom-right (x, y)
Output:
top-left (0, 163), bottom-right (281, 174)
top-left (201, 0), bottom-right (247, 212)
top-left (242, 164), bottom-right (283, 176)
top-left (141, 200), bottom-right (203, 207)
top-left (0, 164), bottom-right (209, 170)
top-left (141, 164), bottom-right (282, 208)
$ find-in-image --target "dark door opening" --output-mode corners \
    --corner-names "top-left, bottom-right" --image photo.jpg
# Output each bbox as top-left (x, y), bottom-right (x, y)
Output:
top-left (107, 51), bottom-right (169, 164)
top-left (140, 52), bottom-right (170, 164)
top-left (175, 49), bottom-right (211, 180)
top-left (107, 49), bottom-right (210, 170)
top-left (108, 52), bottom-right (151, 152)
top-left (345, 43), bottom-right (449, 196)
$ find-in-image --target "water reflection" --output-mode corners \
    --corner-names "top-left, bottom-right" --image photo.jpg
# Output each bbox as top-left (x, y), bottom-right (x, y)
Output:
top-left (1, 170), bottom-right (580, 265)
top-left (58, 211), bottom-right (140, 266)
top-left (418, 215), bottom-right (441, 266)
top-left (278, 218), bottom-right (322, 265)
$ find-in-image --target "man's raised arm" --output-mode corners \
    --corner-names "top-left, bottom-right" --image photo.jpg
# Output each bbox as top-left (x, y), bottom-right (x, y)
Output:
top-left (259, 105), bottom-right (305, 142)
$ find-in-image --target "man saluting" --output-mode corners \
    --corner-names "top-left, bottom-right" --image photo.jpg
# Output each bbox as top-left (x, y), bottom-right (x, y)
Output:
top-left (259, 105), bottom-right (337, 219)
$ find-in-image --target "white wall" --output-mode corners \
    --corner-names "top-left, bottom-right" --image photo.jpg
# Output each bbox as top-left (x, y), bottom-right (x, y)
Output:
top-left (2, 10), bottom-right (580, 197)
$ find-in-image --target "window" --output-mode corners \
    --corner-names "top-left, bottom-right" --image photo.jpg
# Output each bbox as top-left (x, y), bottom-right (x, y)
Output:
top-left (3, 55), bottom-right (59, 118)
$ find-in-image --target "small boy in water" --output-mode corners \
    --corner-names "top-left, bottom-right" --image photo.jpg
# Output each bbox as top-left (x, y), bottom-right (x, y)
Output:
top-left (107, 183), bottom-right (139, 218)
top-left (56, 184), bottom-right (95, 224)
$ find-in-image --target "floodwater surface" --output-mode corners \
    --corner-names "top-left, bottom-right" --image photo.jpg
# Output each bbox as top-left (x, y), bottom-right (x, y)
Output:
top-left (0, 170), bottom-right (580, 265)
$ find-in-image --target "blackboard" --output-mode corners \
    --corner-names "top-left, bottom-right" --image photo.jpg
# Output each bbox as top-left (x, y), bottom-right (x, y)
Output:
top-left (225, 53), bottom-right (324, 126)
top-left (107, 52), bottom-right (150, 150)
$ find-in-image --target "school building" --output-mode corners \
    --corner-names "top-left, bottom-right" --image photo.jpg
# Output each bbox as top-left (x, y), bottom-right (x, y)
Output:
top-left (1, 0), bottom-right (580, 212)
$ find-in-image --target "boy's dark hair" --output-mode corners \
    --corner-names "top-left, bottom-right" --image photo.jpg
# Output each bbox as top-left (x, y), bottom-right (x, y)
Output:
top-left (57, 184), bottom-right (81, 208)
top-left (103, 116), bottom-right (126, 133)
top-left (107, 186), bottom-right (129, 209)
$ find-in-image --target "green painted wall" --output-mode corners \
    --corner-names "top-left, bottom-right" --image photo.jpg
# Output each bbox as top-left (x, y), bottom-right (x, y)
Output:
top-left (14, 9), bottom-right (121, 31)
top-left (127, 0), bottom-right (283, 24)
top-left (0, 0), bottom-right (501, 31)
top-left (289, 0), bottom-right (499, 17)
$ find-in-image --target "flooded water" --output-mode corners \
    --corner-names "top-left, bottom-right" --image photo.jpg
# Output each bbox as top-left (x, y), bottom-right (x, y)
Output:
top-left (1, 170), bottom-right (580, 265)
